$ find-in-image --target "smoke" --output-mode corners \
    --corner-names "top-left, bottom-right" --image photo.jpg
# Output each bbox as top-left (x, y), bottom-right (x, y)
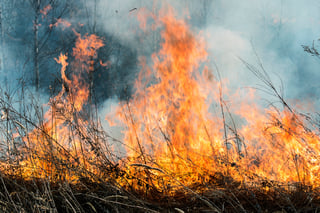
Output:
top-left (94, 0), bottom-right (320, 106)
top-left (90, 0), bottom-right (320, 141)
top-left (205, 0), bottom-right (320, 105)
top-left (1, 0), bottom-right (319, 103)
top-left (1, 0), bottom-right (319, 161)
top-left (3, 0), bottom-right (319, 129)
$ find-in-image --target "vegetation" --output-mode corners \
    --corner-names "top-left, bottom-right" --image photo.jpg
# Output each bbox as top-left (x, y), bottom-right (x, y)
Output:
top-left (1, 1), bottom-right (320, 212)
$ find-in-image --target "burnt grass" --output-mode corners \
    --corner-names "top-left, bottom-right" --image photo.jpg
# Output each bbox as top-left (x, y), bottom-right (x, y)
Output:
top-left (1, 172), bottom-right (320, 213)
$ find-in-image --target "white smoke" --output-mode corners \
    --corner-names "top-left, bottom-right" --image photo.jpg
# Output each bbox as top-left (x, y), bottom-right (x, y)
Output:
top-left (95, 0), bottom-right (320, 133)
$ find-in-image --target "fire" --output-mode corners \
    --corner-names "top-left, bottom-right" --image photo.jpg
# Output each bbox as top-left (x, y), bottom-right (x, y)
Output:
top-left (40, 4), bottom-right (52, 18)
top-left (10, 32), bottom-right (106, 181)
top-left (2, 5), bottom-right (320, 197)
top-left (118, 8), bottom-right (228, 189)
top-left (117, 7), bottom-right (320, 191)
top-left (238, 107), bottom-right (320, 185)
top-left (72, 32), bottom-right (104, 72)
top-left (49, 18), bottom-right (72, 30)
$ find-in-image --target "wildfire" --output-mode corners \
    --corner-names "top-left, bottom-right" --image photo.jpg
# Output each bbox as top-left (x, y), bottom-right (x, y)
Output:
top-left (118, 8), bottom-right (224, 189)
top-left (10, 32), bottom-right (106, 182)
top-left (2, 5), bottom-right (320, 197)
top-left (117, 7), bottom-right (320, 191)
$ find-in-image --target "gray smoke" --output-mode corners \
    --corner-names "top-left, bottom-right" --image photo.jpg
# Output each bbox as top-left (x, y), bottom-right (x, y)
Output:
top-left (2, 0), bottom-right (320, 134)
top-left (92, 0), bottom-right (320, 138)
top-left (95, 0), bottom-right (320, 104)
top-left (209, 1), bottom-right (320, 105)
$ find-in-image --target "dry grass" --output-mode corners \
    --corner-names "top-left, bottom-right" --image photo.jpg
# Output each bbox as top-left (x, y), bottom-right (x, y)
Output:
top-left (1, 171), bottom-right (320, 212)
top-left (0, 66), bottom-right (320, 213)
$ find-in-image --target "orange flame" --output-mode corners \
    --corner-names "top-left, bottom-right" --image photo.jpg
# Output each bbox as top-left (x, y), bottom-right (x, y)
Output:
top-left (72, 32), bottom-right (104, 72)
top-left (118, 8), bottom-right (226, 189)
top-left (3, 5), bottom-right (320, 196)
top-left (117, 7), bottom-right (320, 191)
top-left (49, 18), bottom-right (71, 30)
top-left (13, 33), bottom-right (105, 181)
top-left (40, 4), bottom-right (52, 18)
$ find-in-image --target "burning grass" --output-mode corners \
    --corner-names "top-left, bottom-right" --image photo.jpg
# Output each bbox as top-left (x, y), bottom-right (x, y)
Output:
top-left (1, 6), bottom-right (320, 213)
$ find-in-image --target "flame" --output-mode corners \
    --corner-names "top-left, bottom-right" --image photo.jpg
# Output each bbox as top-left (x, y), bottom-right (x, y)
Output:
top-left (72, 32), bottom-right (104, 73)
top-left (118, 8), bottom-right (226, 189)
top-left (40, 4), bottom-right (52, 18)
top-left (2, 5), bottom-right (320, 196)
top-left (12, 33), bottom-right (105, 181)
top-left (117, 7), bottom-right (320, 191)
top-left (49, 18), bottom-right (71, 30)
